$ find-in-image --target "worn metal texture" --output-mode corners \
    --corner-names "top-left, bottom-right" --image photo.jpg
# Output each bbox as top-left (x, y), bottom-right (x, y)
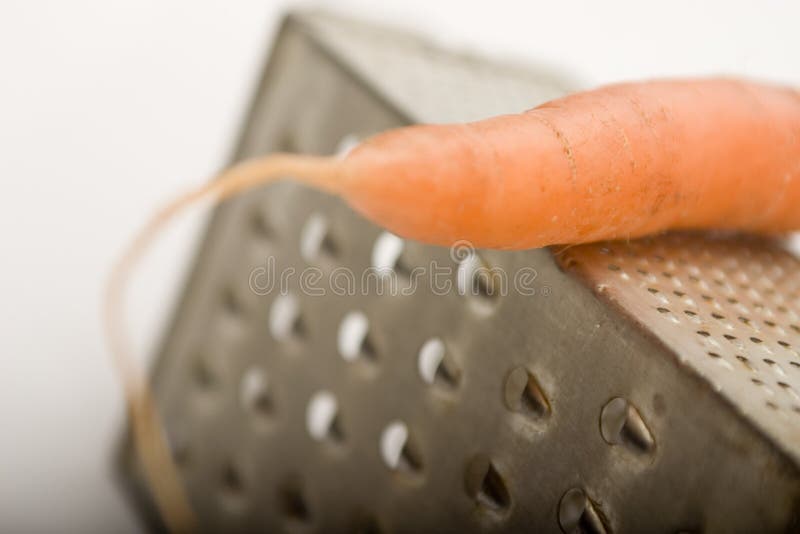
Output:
top-left (118, 11), bottom-right (800, 534)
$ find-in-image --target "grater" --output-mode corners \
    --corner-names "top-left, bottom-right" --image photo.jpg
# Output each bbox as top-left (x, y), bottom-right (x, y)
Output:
top-left (117, 10), bottom-right (800, 533)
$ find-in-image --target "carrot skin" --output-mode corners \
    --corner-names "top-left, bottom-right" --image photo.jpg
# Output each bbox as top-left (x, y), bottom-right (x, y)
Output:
top-left (341, 79), bottom-right (800, 249)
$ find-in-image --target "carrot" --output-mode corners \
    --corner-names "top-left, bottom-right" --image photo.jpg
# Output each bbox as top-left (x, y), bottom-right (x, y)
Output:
top-left (343, 78), bottom-right (800, 248)
top-left (105, 77), bottom-right (800, 530)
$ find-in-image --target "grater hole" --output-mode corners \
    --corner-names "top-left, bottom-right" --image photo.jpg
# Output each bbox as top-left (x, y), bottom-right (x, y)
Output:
top-left (249, 204), bottom-right (273, 238)
top-left (599, 397), bottom-right (655, 453)
top-left (338, 311), bottom-right (375, 362)
top-left (503, 366), bottom-right (550, 418)
top-left (371, 231), bottom-right (407, 277)
top-left (269, 293), bottom-right (304, 342)
top-left (239, 367), bottom-right (272, 420)
top-left (464, 455), bottom-right (511, 514)
top-left (417, 338), bottom-right (460, 389)
top-left (736, 354), bottom-right (757, 373)
top-left (457, 252), bottom-right (502, 309)
top-left (306, 391), bottom-right (343, 442)
top-left (300, 213), bottom-right (337, 262)
top-left (380, 421), bottom-right (422, 473)
top-left (277, 475), bottom-right (311, 523)
top-left (750, 336), bottom-right (764, 344)
top-left (192, 352), bottom-right (217, 391)
top-left (221, 285), bottom-right (245, 317)
top-left (218, 461), bottom-right (246, 508)
top-left (558, 488), bottom-right (610, 534)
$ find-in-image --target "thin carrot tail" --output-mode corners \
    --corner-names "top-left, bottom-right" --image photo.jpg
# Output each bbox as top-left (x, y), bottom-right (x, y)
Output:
top-left (103, 154), bottom-right (342, 532)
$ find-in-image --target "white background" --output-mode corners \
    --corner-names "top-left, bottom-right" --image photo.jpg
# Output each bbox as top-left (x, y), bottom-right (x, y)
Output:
top-left (1, 1), bottom-right (798, 532)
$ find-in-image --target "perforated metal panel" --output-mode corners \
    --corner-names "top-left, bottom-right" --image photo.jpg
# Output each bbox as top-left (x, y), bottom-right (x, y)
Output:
top-left (560, 234), bottom-right (800, 464)
top-left (117, 11), bottom-right (800, 533)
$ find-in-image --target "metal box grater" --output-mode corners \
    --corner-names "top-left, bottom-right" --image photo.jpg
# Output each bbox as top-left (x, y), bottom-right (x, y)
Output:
top-left (117, 10), bottom-right (800, 533)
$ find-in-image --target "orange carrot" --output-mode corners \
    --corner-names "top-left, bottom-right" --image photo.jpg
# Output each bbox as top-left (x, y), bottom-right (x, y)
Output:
top-left (343, 78), bottom-right (800, 248)
top-left (106, 77), bottom-right (800, 530)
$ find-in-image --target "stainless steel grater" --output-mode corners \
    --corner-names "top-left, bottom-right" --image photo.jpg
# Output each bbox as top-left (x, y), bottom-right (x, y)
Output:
top-left (117, 10), bottom-right (800, 533)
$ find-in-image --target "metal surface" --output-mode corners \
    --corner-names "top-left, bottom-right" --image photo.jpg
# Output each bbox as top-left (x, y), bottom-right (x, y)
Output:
top-left (118, 11), bottom-right (800, 533)
top-left (560, 234), bottom-right (800, 462)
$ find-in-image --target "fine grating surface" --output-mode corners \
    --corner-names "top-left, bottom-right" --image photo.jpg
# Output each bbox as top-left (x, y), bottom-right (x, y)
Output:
top-left (560, 233), bottom-right (800, 464)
